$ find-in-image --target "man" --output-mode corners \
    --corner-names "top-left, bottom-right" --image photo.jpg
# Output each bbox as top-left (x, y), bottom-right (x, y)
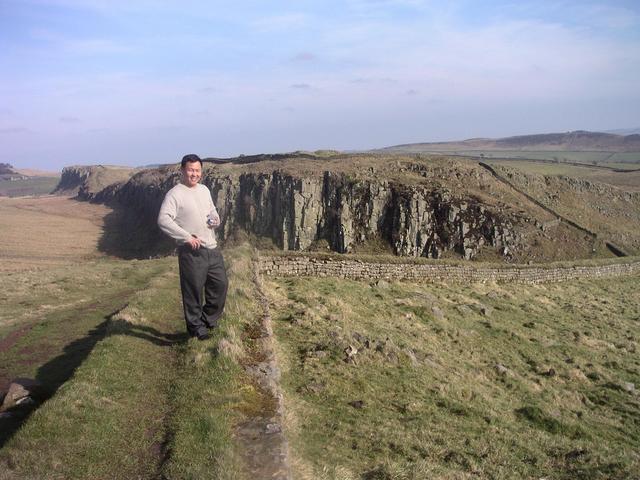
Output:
top-left (157, 154), bottom-right (228, 341)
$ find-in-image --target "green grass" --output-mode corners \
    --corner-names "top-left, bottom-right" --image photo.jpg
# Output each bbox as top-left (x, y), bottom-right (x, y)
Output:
top-left (0, 258), bottom-right (178, 478)
top-left (484, 160), bottom-right (609, 177)
top-left (454, 150), bottom-right (640, 166)
top-left (0, 258), bottom-right (172, 399)
top-left (3, 240), bottom-right (639, 478)
top-left (265, 274), bottom-right (640, 479)
top-left (607, 153), bottom-right (640, 165)
top-left (0, 245), bottom-right (266, 479)
top-left (0, 177), bottom-right (59, 197)
top-left (161, 244), bottom-right (260, 480)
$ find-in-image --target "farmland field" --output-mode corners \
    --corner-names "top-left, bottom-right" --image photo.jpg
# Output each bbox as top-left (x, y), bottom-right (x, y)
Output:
top-left (484, 159), bottom-right (640, 191)
top-left (452, 150), bottom-right (640, 166)
top-left (0, 177), bottom-right (59, 198)
top-left (0, 196), bottom-right (111, 272)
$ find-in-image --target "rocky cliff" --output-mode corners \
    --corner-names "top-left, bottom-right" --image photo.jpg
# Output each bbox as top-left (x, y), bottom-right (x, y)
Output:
top-left (54, 165), bottom-right (135, 198)
top-left (60, 154), bottom-right (614, 262)
top-left (201, 170), bottom-right (516, 259)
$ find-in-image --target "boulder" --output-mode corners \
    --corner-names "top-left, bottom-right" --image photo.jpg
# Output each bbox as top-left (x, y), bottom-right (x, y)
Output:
top-left (0, 378), bottom-right (44, 412)
top-left (431, 306), bottom-right (445, 321)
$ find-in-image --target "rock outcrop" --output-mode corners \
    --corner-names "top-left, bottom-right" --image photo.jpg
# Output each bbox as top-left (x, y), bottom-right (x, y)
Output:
top-left (58, 154), bottom-right (618, 261)
top-left (0, 163), bottom-right (17, 175)
top-left (201, 171), bottom-right (515, 259)
top-left (54, 165), bottom-right (135, 198)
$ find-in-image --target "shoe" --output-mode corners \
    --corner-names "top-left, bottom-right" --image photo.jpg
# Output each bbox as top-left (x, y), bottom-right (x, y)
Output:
top-left (196, 332), bottom-right (210, 341)
top-left (204, 321), bottom-right (218, 330)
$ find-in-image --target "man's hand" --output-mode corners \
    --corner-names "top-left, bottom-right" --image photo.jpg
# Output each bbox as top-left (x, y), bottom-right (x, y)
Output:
top-left (207, 211), bottom-right (221, 229)
top-left (187, 235), bottom-right (202, 250)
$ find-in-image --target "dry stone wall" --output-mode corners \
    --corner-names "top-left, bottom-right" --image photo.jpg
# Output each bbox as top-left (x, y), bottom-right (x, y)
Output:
top-left (258, 255), bottom-right (640, 284)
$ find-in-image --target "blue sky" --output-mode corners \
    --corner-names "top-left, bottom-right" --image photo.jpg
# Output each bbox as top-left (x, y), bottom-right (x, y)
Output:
top-left (1, 0), bottom-right (640, 170)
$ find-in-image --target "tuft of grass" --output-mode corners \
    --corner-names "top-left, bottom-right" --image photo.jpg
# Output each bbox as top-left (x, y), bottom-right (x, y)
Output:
top-left (515, 405), bottom-right (584, 438)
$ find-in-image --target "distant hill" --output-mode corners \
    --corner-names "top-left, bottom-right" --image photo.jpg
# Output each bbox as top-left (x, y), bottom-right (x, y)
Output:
top-left (0, 163), bottom-right (18, 175)
top-left (605, 127), bottom-right (640, 135)
top-left (382, 130), bottom-right (640, 153)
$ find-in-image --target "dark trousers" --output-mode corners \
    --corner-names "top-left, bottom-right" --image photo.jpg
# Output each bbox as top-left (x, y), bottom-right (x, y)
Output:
top-left (178, 246), bottom-right (228, 337)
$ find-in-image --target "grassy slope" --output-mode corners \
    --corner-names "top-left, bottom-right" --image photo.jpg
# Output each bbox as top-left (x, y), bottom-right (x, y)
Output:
top-left (0, 245), bottom-right (262, 479)
top-left (484, 160), bottom-right (640, 192)
top-left (490, 165), bottom-right (640, 255)
top-left (265, 274), bottom-right (640, 479)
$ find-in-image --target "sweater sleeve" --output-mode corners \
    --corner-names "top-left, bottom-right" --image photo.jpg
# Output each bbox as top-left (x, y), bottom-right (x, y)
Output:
top-left (203, 185), bottom-right (220, 226)
top-left (157, 191), bottom-right (192, 244)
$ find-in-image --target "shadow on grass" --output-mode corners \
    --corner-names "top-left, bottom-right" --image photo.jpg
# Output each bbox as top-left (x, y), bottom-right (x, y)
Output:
top-left (97, 204), bottom-right (175, 260)
top-left (0, 312), bottom-right (187, 449)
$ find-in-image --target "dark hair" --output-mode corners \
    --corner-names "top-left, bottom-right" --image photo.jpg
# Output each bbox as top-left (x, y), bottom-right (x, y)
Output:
top-left (181, 154), bottom-right (202, 168)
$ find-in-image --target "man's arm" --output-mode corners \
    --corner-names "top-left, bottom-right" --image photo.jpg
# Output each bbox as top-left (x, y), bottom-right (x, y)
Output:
top-left (206, 188), bottom-right (221, 228)
top-left (157, 192), bottom-right (193, 244)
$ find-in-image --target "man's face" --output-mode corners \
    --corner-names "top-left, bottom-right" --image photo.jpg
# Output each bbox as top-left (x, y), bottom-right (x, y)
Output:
top-left (182, 161), bottom-right (202, 188)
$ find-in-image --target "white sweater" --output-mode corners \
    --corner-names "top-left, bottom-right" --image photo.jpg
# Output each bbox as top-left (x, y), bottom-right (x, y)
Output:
top-left (157, 183), bottom-right (219, 249)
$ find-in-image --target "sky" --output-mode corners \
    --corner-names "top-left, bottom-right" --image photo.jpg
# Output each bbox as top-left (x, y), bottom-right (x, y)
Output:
top-left (1, 0), bottom-right (640, 170)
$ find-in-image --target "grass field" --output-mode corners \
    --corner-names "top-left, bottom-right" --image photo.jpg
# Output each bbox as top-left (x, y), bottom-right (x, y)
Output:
top-left (0, 177), bottom-right (59, 197)
top-left (484, 160), bottom-right (640, 192)
top-left (0, 247), bottom-right (263, 479)
top-left (0, 196), bottom-right (111, 272)
top-left (450, 151), bottom-right (640, 166)
top-left (265, 275), bottom-right (640, 479)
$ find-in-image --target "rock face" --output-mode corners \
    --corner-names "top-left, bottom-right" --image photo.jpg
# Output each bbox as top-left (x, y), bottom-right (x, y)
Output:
top-left (200, 171), bottom-right (515, 259)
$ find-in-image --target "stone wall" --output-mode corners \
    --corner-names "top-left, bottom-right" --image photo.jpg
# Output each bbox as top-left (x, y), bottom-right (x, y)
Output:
top-left (257, 255), bottom-right (640, 284)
